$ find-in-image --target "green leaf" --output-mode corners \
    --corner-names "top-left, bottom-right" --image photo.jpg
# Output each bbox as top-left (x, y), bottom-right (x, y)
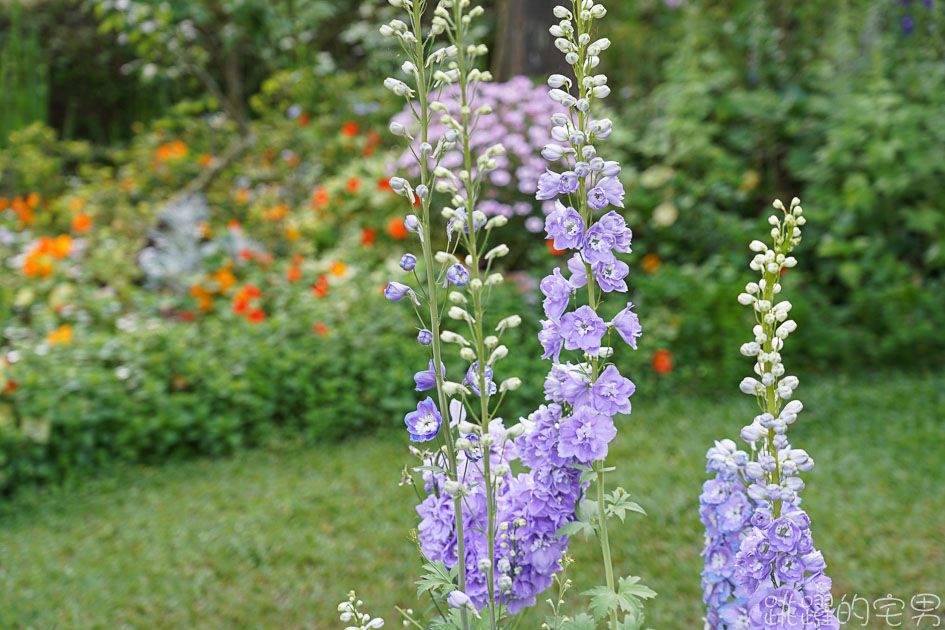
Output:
top-left (583, 586), bottom-right (621, 621)
top-left (605, 487), bottom-right (647, 522)
top-left (617, 575), bottom-right (658, 601)
top-left (555, 519), bottom-right (597, 540)
top-left (416, 561), bottom-right (454, 598)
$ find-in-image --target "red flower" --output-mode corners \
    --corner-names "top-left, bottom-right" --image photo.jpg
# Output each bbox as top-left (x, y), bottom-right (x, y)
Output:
top-left (286, 265), bottom-right (302, 283)
top-left (377, 177), bottom-right (392, 192)
top-left (361, 227), bottom-right (377, 247)
top-left (3, 380), bottom-right (18, 395)
top-left (179, 310), bottom-right (196, 322)
top-left (546, 239), bottom-right (567, 256)
top-left (247, 307), bottom-right (266, 324)
top-left (313, 322), bottom-right (329, 336)
top-left (312, 274), bottom-right (329, 298)
top-left (346, 177), bottom-right (362, 194)
top-left (387, 217), bottom-right (409, 240)
top-left (238, 248), bottom-right (254, 261)
top-left (341, 121), bottom-right (359, 137)
top-left (652, 349), bottom-right (673, 374)
top-left (242, 284), bottom-right (262, 299)
top-left (298, 113), bottom-right (311, 127)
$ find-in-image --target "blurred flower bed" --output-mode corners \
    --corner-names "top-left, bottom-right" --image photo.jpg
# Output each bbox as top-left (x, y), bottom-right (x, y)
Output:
top-left (0, 0), bottom-right (943, 494)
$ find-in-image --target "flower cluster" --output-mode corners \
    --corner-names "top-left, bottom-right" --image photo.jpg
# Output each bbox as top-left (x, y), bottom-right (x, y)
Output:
top-left (700, 198), bottom-right (839, 630)
top-left (392, 76), bottom-right (568, 228)
top-left (336, 591), bottom-right (385, 630)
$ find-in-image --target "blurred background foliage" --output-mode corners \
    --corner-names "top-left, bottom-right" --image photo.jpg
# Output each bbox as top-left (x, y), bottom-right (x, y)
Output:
top-left (0, 0), bottom-right (942, 493)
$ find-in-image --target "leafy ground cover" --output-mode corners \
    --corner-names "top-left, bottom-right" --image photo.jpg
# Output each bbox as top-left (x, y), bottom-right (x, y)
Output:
top-left (1, 371), bottom-right (942, 629)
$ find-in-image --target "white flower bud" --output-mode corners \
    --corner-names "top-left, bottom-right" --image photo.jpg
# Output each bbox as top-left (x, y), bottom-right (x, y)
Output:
top-left (442, 381), bottom-right (472, 396)
top-left (455, 438), bottom-right (471, 451)
top-left (589, 4), bottom-right (606, 17)
top-left (485, 273), bottom-right (504, 285)
top-left (740, 342), bottom-right (761, 357)
top-left (739, 377), bottom-right (762, 395)
top-left (776, 320), bottom-right (797, 338)
top-left (749, 240), bottom-right (767, 252)
top-left (496, 315), bottom-right (521, 331)
top-left (435, 251), bottom-right (459, 265)
top-left (448, 306), bottom-right (473, 322)
top-left (458, 421), bottom-right (479, 435)
top-left (499, 377), bottom-right (522, 393)
top-left (737, 293), bottom-right (757, 306)
top-left (553, 5), bottom-right (572, 18)
top-left (485, 244), bottom-right (509, 260)
top-left (469, 278), bottom-right (483, 290)
top-left (440, 331), bottom-right (470, 346)
top-left (449, 291), bottom-right (467, 304)
top-left (488, 345), bottom-right (508, 365)
top-left (459, 347), bottom-right (476, 362)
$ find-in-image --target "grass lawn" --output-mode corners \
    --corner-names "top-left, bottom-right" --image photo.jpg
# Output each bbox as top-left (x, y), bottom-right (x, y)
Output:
top-left (1, 372), bottom-right (943, 629)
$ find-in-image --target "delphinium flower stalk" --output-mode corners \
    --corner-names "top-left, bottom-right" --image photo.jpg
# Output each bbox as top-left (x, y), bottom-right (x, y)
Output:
top-left (700, 198), bottom-right (839, 630)
top-left (379, 1), bottom-right (531, 628)
top-left (530, 1), bottom-right (655, 627)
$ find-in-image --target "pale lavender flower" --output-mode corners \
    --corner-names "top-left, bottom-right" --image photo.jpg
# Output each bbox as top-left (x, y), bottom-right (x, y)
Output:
top-left (540, 268), bottom-right (574, 319)
top-left (582, 222), bottom-right (617, 266)
top-left (404, 397), bottom-right (442, 442)
top-left (385, 281), bottom-right (419, 304)
top-left (590, 365), bottom-right (635, 415)
top-left (559, 305), bottom-right (606, 352)
top-left (595, 259), bottom-right (629, 293)
top-left (545, 202), bottom-right (585, 250)
top-left (611, 303), bottom-right (642, 349)
top-left (538, 319), bottom-right (564, 362)
top-left (414, 360), bottom-right (446, 391)
top-left (557, 407), bottom-right (617, 463)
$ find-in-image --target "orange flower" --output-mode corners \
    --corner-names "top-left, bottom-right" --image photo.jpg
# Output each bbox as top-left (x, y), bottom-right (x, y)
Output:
top-left (69, 197), bottom-right (86, 213)
top-left (46, 324), bottom-right (73, 346)
top-left (311, 187), bottom-right (330, 210)
top-left (235, 188), bottom-right (249, 203)
top-left (341, 121), bottom-right (359, 137)
top-left (642, 253), bottom-right (662, 274)
top-left (72, 213), bottom-right (92, 233)
top-left (120, 177), bottom-right (136, 191)
top-left (361, 227), bottom-right (377, 247)
top-left (263, 204), bottom-right (289, 221)
top-left (199, 154), bottom-right (214, 168)
top-left (228, 219), bottom-right (242, 231)
top-left (377, 177), bottom-right (392, 192)
top-left (387, 217), bottom-right (408, 240)
top-left (286, 264), bottom-right (302, 283)
top-left (155, 140), bottom-right (188, 162)
top-left (190, 285), bottom-right (214, 312)
top-left (22, 253), bottom-right (53, 278)
top-left (284, 225), bottom-right (300, 242)
top-left (26, 192), bottom-right (40, 208)
top-left (0, 197), bottom-right (8, 211)
top-left (313, 322), bottom-right (329, 336)
top-left (546, 239), bottom-right (567, 256)
top-left (48, 235), bottom-right (73, 259)
top-left (214, 267), bottom-right (236, 293)
top-left (330, 261), bottom-right (347, 276)
top-left (346, 177), bottom-right (362, 194)
top-left (238, 249), bottom-right (254, 261)
top-left (298, 113), bottom-right (310, 127)
top-left (242, 284), bottom-right (262, 299)
top-left (232, 295), bottom-right (250, 315)
top-left (652, 349), bottom-right (673, 374)
top-left (247, 307), bottom-right (266, 324)
top-left (2, 379), bottom-right (18, 395)
top-left (312, 274), bottom-right (329, 298)
top-left (12, 197), bottom-right (34, 226)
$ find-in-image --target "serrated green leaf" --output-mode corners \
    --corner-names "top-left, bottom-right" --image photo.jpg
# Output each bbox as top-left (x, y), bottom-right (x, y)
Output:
top-left (416, 560), bottom-right (454, 598)
top-left (617, 575), bottom-right (658, 601)
top-left (555, 519), bottom-right (597, 540)
top-left (583, 586), bottom-right (621, 621)
top-left (561, 613), bottom-right (597, 630)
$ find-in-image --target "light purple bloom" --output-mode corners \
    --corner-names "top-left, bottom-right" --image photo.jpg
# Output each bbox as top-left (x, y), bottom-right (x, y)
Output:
top-left (768, 517), bottom-right (801, 552)
top-left (385, 281), bottom-right (419, 305)
top-left (417, 329), bottom-right (433, 346)
top-left (538, 319), bottom-right (564, 362)
top-left (447, 264), bottom-right (470, 287)
top-left (599, 210), bottom-right (632, 253)
top-left (611, 303), bottom-right (642, 349)
top-left (590, 365), bottom-right (635, 415)
top-left (582, 222), bottom-right (617, 265)
top-left (404, 397), bottom-right (442, 442)
top-left (540, 268), bottom-right (574, 320)
top-left (400, 253), bottom-right (417, 271)
top-left (545, 202), bottom-right (585, 251)
top-left (559, 305), bottom-right (607, 353)
top-left (587, 186), bottom-right (608, 210)
top-left (536, 170), bottom-right (561, 201)
top-left (415, 360), bottom-right (446, 391)
top-left (597, 176), bottom-right (625, 208)
top-left (594, 259), bottom-right (629, 293)
top-left (558, 171), bottom-right (579, 194)
top-left (567, 253), bottom-right (588, 288)
top-left (557, 406), bottom-right (617, 463)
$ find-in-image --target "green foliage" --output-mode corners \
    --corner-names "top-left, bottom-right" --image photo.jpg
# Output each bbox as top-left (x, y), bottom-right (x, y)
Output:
top-left (0, 3), bottom-right (48, 146)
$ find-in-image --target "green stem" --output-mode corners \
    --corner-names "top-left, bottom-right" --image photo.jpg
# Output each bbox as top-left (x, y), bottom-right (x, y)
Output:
top-left (595, 463), bottom-right (618, 630)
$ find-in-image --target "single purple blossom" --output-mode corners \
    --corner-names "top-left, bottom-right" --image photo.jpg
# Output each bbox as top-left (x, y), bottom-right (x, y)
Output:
top-left (557, 406), bottom-right (617, 463)
top-left (448, 264), bottom-right (470, 286)
top-left (768, 517), bottom-right (802, 553)
top-left (590, 364), bottom-right (635, 415)
top-left (597, 176), bottom-right (625, 208)
top-left (559, 305), bottom-right (607, 353)
top-left (558, 171), bottom-right (579, 194)
top-left (538, 319), bottom-right (564, 362)
top-left (545, 202), bottom-right (585, 251)
top-left (385, 281), bottom-right (419, 304)
top-left (540, 268), bottom-right (574, 320)
top-left (582, 222), bottom-right (617, 265)
top-left (587, 186), bottom-right (609, 210)
top-left (567, 253), bottom-right (588, 288)
top-left (610, 303), bottom-right (642, 349)
top-left (595, 259), bottom-right (629, 293)
top-left (536, 170), bottom-right (561, 200)
top-left (599, 210), bottom-right (632, 253)
top-left (417, 329), bottom-right (433, 346)
top-left (405, 397), bottom-right (442, 442)
top-left (400, 253), bottom-right (417, 271)
top-left (415, 360), bottom-right (446, 391)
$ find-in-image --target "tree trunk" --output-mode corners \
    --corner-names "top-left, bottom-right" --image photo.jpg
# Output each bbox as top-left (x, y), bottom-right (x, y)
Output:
top-left (492, 0), bottom-right (567, 80)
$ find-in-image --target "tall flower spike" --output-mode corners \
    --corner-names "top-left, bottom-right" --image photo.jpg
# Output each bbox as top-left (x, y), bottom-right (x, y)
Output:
top-left (701, 198), bottom-right (839, 630)
top-left (524, 2), bottom-right (654, 629)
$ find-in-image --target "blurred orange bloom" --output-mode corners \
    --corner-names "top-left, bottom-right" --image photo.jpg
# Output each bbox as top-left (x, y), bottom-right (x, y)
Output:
top-left (642, 253), bottom-right (662, 274)
top-left (235, 188), bottom-right (250, 204)
top-left (214, 268), bottom-right (236, 293)
top-left (346, 177), bottom-right (362, 194)
top-left (652, 349), bottom-right (673, 374)
top-left (190, 285), bottom-right (214, 312)
top-left (298, 113), bottom-right (310, 127)
top-left (341, 121), bottom-right (359, 137)
top-left (546, 239), bottom-right (566, 256)
top-left (286, 264), bottom-right (302, 283)
top-left (284, 225), bottom-right (300, 242)
top-left (22, 254), bottom-right (53, 278)
top-left (199, 154), bottom-right (214, 168)
top-left (312, 274), bottom-right (329, 298)
top-left (72, 213), bottom-right (92, 233)
top-left (377, 178), bottom-right (392, 192)
top-left (26, 192), bottom-right (40, 208)
top-left (311, 187), bottom-right (330, 210)
top-left (387, 217), bottom-right (408, 240)
top-left (0, 197), bottom-right (8, 211)
top-left (247, 307), bottom-right (266, 324)
top-left (313, 322), bottom-right (329, 336)
top-left (330, 261), bottom-right (347, 276)
top-left (155, 140), bottom-right (188, 162)
top-left (263, 204), bottom-right (289, 221)
top-left (361, 227), bottom-right (377, 247)
top-left (69, 197), bottom-right (86, 213)
top-left (46, 324), bottom-right (73, 346)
